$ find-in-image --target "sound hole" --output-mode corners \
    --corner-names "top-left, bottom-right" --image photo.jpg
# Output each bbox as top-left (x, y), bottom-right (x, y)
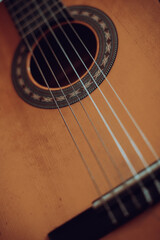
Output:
top-left (29, 22), bottom-right (97, 89)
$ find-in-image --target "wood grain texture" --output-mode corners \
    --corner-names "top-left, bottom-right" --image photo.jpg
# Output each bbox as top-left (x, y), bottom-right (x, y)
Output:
top-left (0, 0), bottom-right (160, 239)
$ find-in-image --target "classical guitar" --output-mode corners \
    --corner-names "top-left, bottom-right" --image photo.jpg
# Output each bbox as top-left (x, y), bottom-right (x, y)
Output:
top-left (0, 0), bottom-right (160, 239)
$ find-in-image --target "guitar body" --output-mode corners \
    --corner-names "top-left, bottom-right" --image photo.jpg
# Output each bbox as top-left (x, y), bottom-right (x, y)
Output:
top-left (0, 0), bottom-right (160, 239)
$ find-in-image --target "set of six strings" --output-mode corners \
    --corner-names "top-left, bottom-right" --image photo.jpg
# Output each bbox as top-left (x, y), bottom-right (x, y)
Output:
top-left (5, 0), bottom-right (160, 222)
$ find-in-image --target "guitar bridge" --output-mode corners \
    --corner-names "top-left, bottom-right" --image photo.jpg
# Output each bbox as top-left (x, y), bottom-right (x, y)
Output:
top-left (48, 160), bottom-right (160, 240)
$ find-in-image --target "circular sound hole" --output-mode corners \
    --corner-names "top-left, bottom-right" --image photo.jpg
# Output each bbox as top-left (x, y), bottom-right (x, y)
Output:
top-left (30, 22), bottom-right (97, 89)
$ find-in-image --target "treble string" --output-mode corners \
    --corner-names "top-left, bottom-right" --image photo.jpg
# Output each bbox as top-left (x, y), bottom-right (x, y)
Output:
top-left (42, 0), bottom-right (160, 192)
